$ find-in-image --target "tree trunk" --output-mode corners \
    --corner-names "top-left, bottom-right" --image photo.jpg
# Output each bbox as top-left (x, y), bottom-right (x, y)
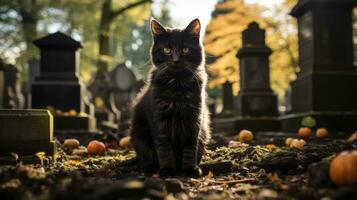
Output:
top-left (98, 0), bottom-right (113, 74)
top-left (90, 0), bottom-right (151, 101)
top-left (19, 0), bottom-right (39, 61)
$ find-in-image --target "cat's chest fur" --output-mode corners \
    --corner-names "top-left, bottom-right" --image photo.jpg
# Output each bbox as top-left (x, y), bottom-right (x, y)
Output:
top-left (152, 75), bottom-right (202, 118)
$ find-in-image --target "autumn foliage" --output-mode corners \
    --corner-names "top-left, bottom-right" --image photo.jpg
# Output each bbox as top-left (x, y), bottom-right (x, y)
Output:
top-left (204, 0), bottom-right (298, 97)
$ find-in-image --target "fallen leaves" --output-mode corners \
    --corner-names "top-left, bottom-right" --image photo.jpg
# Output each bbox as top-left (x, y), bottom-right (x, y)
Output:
top-left (189, 171), bottom-right (256, 193)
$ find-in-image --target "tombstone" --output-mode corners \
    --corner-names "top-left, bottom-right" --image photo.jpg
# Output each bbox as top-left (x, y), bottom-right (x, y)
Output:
top-left (2, 63), bottom-right (25, 109)
top-left (221, 81), bottom-right (234, 116)
top-left (212, 22), bottom-right (279, 134)
top-left (283, 88), bottom-right (292, 114)
top-left (0, 109), bottom-right (56, 158)
top-left (234, 22), bottom-right (279, 132)
top-left (235, 22), bottom-right (278, 117)
top-left (32, 32), bottom-right (96, 131)
top-left (109, 63), bottom-right (142, 134)
top-left (281, 0), bottom-right (357, 132)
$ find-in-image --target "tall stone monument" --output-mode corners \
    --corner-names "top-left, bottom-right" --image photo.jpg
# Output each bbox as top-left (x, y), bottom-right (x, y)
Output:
top-left (236, 22), bottom-right (278, 117)
top-left (32, 32), bottom-right (95, 131)
top-left (212, 22), bottom-right (279, 134)
top-left (234, 22), bottom-right (279, 131)
top-left (281, 0), bottom-right (357, 132)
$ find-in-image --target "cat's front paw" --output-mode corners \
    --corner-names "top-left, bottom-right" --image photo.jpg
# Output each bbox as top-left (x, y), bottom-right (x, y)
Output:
top-left (159, 167), bottom-right (176, 177)
top-left (183, 166), bottom-right (202, 177)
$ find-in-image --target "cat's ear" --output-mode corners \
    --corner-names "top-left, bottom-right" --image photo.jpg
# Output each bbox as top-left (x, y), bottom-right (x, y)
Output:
top-left (151, 18), bottom-right (166, 36)
top-left (185, 18), bottom-right (201, 36)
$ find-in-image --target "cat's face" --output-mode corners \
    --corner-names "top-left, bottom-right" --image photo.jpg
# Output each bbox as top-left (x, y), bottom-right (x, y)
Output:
top-left (150, 19), bottom-right (203, 70)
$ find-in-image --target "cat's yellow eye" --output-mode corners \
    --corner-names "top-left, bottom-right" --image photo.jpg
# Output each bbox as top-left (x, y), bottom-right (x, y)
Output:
top-left (163, 48), bottom-right (171, 55)
top-left (182, 48), bottom-right (190, 54)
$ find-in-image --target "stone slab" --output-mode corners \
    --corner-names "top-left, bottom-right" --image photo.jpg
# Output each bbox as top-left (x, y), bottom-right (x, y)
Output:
top-left (0, 109), bottom-right (56, 155)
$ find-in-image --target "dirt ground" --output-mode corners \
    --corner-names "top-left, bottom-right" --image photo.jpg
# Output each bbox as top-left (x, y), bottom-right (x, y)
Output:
top-left (0, 132), bottom-right (356, 200)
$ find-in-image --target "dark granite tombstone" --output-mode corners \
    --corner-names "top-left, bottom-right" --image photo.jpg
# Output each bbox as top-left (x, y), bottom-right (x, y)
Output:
top-left (32, 32), bottom-right (95, 131)
top-left (2, 63), bottom-right (25, 109)
top-left (221, 81), bottom-right (234, 116)
top-left (235, 22), bottom-right (278, 118)
top-left (0, 109), bottom-right (56, 157)
top-left (234, 22), bottom-right (279, 132)
top-left (212, 22), bottom-right (279, 134)
top-left (281, 0), bottom-right (357, 132)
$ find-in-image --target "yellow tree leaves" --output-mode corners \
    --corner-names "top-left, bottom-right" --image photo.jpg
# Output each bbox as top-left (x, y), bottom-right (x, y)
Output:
top-left (204, 0), bottom-right (298, 97)
top-left (204, 0), bottom-right (263, 94)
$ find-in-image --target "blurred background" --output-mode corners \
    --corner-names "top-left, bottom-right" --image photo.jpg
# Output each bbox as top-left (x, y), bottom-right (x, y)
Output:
top-left (0, 0), bottom-right (356, 111)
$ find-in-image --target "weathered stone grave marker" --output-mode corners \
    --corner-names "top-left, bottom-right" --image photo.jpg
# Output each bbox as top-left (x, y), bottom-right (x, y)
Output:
top-left (212, 22), bottom-right (279, 134)
top-left (32, 32), bottom-right (95, 132)
top-left (109, 63), bottom-right (142, 133)
top-left (235, 22), bottom-right (278, 118)
top-left (233, 22), bottom-right (279, 132)
top-left (2, 62), bottom-right (25, 109)
top-left (211, 81), bottom-right (235, 133)
top-left (221, 81), bottom-right (234, 116)
top-left (281, 0), bottom-right (357, 132)
top-left (0, 109), bottom-right (56, 157)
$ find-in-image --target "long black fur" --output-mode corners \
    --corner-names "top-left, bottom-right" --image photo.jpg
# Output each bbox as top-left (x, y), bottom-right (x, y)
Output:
top-left (130, 18), bottom-right (211, 177)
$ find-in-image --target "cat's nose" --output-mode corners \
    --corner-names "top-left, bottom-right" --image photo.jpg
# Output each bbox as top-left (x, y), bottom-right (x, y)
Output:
top-left (172, 50), bottom-right (180, 63)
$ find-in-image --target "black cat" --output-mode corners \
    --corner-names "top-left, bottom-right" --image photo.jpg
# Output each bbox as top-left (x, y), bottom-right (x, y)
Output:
top-left (130, 18), bottom-right (211, 177)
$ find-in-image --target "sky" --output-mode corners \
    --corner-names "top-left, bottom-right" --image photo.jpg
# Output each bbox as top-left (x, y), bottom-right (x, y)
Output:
top-left (154, 0), bottom-right (285, 30)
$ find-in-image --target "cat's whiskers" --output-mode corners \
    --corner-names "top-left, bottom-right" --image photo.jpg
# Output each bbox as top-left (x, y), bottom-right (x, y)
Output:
top-left (184, 64), bottom-right (202, 88)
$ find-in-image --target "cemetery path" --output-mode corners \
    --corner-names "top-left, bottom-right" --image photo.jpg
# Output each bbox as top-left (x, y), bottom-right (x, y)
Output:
top-left (0, 133), bottom-right (356, 200)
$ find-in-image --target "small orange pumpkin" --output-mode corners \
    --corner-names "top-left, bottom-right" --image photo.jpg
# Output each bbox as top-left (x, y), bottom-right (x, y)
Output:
top-left (68, 109), bottom-right (77, 116)
top-left (285, 137), bottom-right (294, 147)
top-left (316, 128), bottom-right (329, 138)
top-left (238, 129), bottom-right (254, 142)
top-left (63, 138), bottom-right (80, 149)
top-left (329, 151), bottom-right (357, 186)
top-left (119, 136), bottom-right (131, 149)
top-left (290, 139), bottom-right (306, 149)
top-left (87, 140), bottom-right (106, 156)
top-left (298, 127), bottom-right (312, 138)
